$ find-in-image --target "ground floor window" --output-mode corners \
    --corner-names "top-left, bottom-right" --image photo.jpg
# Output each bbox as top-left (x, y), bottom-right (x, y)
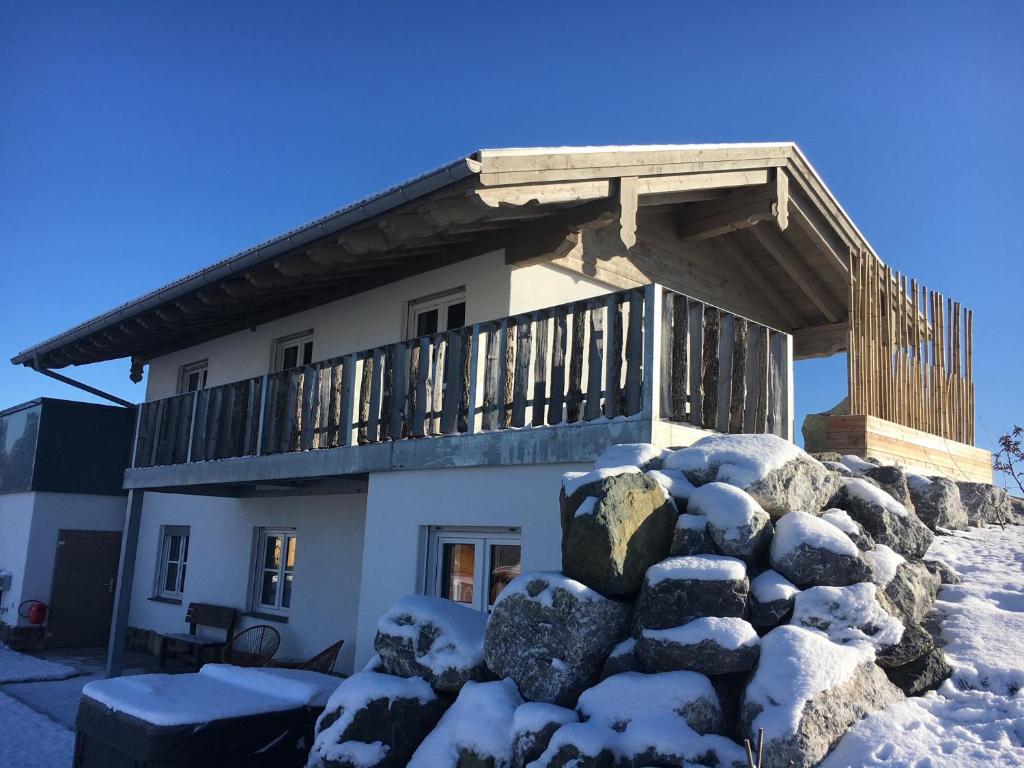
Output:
top-left (426, 527), bottom-right (521, 612)
top-left (252, 528), bottom-right (297, 615)
top-left (155, 526), bottom-right (189, 599)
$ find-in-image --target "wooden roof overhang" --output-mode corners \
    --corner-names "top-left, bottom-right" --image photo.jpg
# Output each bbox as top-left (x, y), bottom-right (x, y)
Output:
top-left (12, 143), bottom-right (881, 375)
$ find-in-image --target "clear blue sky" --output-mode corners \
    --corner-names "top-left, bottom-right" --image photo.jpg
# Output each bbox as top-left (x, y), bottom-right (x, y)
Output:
top-left (1, 2), bottom-right (1021, 460)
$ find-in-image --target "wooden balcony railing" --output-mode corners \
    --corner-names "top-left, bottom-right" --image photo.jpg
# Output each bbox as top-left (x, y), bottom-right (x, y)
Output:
top-left (130, 284), bottom-right (791, 470)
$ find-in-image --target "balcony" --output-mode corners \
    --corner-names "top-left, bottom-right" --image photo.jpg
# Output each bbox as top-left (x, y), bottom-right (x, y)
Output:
top-left (124, 285), bottom-right (792, 494)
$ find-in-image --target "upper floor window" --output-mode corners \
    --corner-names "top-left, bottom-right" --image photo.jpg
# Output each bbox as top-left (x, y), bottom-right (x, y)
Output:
top-left (274, 330), bottom-right (314, 371)
top-left (425, 527), bottom-right (521, 612)
top-left (407, 289), bottom-right (466, 339)
top-left (252, 527), bottom-right (297, 615)
top-left (155, 525), bottom-right (189, 599)
top-left (177, 361), bottom-right (208, 394)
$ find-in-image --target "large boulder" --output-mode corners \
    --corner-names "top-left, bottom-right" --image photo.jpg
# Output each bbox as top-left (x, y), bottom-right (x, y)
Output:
top-left (686, 482), bottom-right (773, 564)
top-left (510, 702), bottom-right (577, 768)
top-left (664, 433), bottom-right (840, 519)
top-left (862, 465), bottom-right (916, 516)
top-left (790, 582), bottom-right (905, 652)
top-left (635, 555), bottom-right (748, 632)
top-left (875, 623), bottom-right (935, 669)
top-left (907, 474), bottom-right (968, 531)
top-left (801, 398), bottom-right (849, 454)
top-left (637, 617), bottom-right (760, 675)
top-left (749, 569), bottom-right (800, 629)
top-left (484, 572), bottom-right (631, 706)
top-left (867, 546), bottom-right (940, 625)
top-left (599, 638), bottom-right (642, 679)
top-left (577, 671), bottom-right (722, 735)
top-left (957, 481), bottom-right (1012, 526)
top-left (769, 511), bottom-right (873, 588)
top-left (375, 595), bottom-right (487, 692)
top-left (408, 679), bottom-right (523, 768)
top-left (560, 470), bottom-right (676, 595)
top-left (883, 647), bottom-right (951, 696)
top-left (828, 478), bottom-right (934, 559)
top-left (307, 672), bottom-right (449, 768)
top-left (593, 443), bottom-right (670, 471)
top-left (646, 468), bottom-right (696, 512)
top-left (1009, 495), bottom-right (1024, 524)
top-left (819, 508), bottom-right (876, 551)
top-left (740, 625), bottom-right (903, 768)
top-left (923, 558), bottom-right (962, 585)
top-left (669, 513), bottom-right (710, 556)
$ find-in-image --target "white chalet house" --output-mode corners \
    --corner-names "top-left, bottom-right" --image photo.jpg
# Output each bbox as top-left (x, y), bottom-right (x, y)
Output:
top-left (12, 143), bottom-right (928, 675)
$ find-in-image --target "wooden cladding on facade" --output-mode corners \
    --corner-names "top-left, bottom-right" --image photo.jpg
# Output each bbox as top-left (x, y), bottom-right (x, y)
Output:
top-left (131, 284), bottom-right (792, 469)
top-left (847, 252), bottom-right (975, 445)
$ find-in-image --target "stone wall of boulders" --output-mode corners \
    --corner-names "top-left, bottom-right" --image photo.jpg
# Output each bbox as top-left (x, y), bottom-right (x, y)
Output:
top-left (306, 435), bottom-right (1021, 768)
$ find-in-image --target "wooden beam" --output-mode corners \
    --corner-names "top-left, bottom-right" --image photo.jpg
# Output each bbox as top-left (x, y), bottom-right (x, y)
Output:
top-left (504, 197), bottom-right (618, 265)
top-left (617, 176), bottom-right (638, 249)
top-left (750, 223), bottom-right (842, 323)
top-left (713, 237), bottom-right (805, 329)
top-left (675, 185), bottom-right (777, 243)
top-left (793, 322), bottom-right (849, 359)
top-left (788, 191), bottom-right (849, 280)
top-left (774, 168), bottom-right (789, 231)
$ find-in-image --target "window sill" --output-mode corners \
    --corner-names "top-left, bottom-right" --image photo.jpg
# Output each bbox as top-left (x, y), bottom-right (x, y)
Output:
top-left (242, 611), bottom-right (289, 624)
top-left (148, 596), bottom-right (183, 606)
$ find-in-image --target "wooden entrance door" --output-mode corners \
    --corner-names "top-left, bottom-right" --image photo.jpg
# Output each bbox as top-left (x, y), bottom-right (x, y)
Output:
top-left (47, 530), bottom-right (122, 648)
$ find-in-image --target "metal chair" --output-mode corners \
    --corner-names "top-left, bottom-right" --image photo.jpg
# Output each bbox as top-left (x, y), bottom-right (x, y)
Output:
top-left (273, 639), bottom-right (344, 676)
top-left (221, 624), bottom-right (280, 667)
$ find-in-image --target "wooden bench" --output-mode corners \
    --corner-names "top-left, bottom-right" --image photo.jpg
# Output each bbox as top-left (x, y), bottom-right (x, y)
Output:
top-left (157, 602), bottom-right (237, 670)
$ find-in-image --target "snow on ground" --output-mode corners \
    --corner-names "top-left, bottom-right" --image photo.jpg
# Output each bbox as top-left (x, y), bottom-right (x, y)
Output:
top-left (0, 644), bottom-right (77, 683)
top-left (824, 525), bottom-right (1024, 767)
top-left (0, 690), bottom-right (76, 767)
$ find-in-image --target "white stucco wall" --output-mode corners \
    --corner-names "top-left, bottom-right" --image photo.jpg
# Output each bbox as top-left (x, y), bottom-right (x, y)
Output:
top-left (0, 492), bottom-right (125, 627)
top-left (127, 491), bottom-right (366, 672)
top-left (352, 461), bottom-right (589, 668)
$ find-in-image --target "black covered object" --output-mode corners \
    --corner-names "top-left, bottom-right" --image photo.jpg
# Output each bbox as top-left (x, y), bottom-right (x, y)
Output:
top-left (74, 694), bottom-right (322, 768)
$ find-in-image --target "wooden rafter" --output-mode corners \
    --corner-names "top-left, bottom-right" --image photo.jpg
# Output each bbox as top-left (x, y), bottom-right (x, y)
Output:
top-left (749, 223), bottom-right (842, 324)
top-left (714, 236), bottom-right (805, 329)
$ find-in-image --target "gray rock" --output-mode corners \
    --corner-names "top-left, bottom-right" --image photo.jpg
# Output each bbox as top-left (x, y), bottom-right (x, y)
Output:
top-left (810, 451), bottom-right (844, 464)
top-left (687, 482), bottom-right (773, 564)
top-left (599, 638), bottom-right (641, 680)
top-left (884, 647), bottom-right (951, 696)
top-left (829, 478), bottom-right (934, 558)
top-left (1010, 496), bottom-right (1024, 524)
top-left (822, 459), bottom-right (856, 478)
top-left (663, 433), bottom-right (841, 520)
top-left (709, 671), bottom-right (749, 741)
top-left (907, 475), bottom-right (968, 531)
top-left (923, 559), bottom-right (962, 585)
top-left (307, 672), bottom-right (449, 768)
top-left (801, 398), bottom-right (849, 454)
top-left (791, 583), bottom-right (905, 651)
top-left (770, 511), bottom-right (874, 588)
top-left (374, 595), bottom-right (487, 692)
top-left (957, 481), bottom-right (1012, 527)
top-left (820, 508), bottom-right (876, 551)
top-left (878, 559), bottom-right (940, 625)
top-left (669, 513), bottom-right (710, 556)
top-left (484, 572), bottom-right (631, 706)
top-left (560, 471), bottom-right (676, 595)
top-left (511, 702), bottom-right (577, 768)
top-left (740, 626), bottom-right (903, 768)
top-left (637, 617), bottom-right (760, 675)
top-left (749, 570), bottom-right (799, 629)
top-left (863, 465), bottom-right (917, 517)
top-left (876, 623), bottom-right (935, 669)
top-left (635, 555), bottom-right (749, 632)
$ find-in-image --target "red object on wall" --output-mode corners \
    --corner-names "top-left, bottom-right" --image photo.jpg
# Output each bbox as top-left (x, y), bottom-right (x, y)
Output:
top-left (27, 602), bottom-right (48, 625)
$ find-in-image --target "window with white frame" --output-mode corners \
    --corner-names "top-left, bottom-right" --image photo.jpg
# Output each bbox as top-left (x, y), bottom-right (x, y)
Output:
top-left (177, 361), bottom-right (208, 394)
top-left (155, 526), bottom-right (189, 599)
top-left (406, 289), bottom-right (466, 339)
top-left (425, 527), bottom-right (521, 612)
top-left (273, 330), bottom-right (314, 371)
top-left (252, 528), bottom-right (297, 614)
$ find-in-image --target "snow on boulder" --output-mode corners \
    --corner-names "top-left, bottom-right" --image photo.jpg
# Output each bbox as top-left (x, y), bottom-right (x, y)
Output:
top-left (749, 569), bottom-right (800, 628)
top-left (635, 555), bottom-right (749, 632)
top-left (956, 481), bottom-right (1012, 526)
top-left (578, 670), bottom-right (721, 734)
top-left (739, 625), bottom-right (902, 768)
top-left (867, 546), bottom-right (940, 625)
top-left (840, 454), bottom-right (879, 473)
top-left (560, 471), bottom-right (676, 596)
top-left (600, 637), bottom-right (641, 679)
top-left (906, 474), bottom-right (968, 531)
top-left (669, 512), bottom-right (709, 556)
top-left (484, 572), bottom-right (631, 707)
top-left (307, 672), bottom-right (447, 768)
top-left (646, 468), bottom-right (695, 510)
top-left (686, 482), bottom-right (773, 563)
top-left (663, 433), bottom-right (839, 519)
top-left (637, 616), bottom-right (760, 675)
top-left (874, 623), bottom-right (935, 670)
top-left (819, 508), bottom-right (875, 551)
top-left (861, 465), bottom-right (917, 516)
top-left (593, 443), bottom-right (669, 471)
top-left (408, 679), bottom-right (523, 768)
top-left (769, 511), bottom-right (873, 588)
top-left (828, 478), bottom-right (933, 559)
top-left (375, 595), bottom-right (487, 692)
top-left (790, 582), bottom-right (904, 652)
top-left (511, 702), bottom-right (578, 768)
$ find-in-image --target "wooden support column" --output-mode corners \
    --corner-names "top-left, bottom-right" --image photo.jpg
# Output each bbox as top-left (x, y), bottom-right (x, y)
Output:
top-left (106, 489), bottom-right (145, 678)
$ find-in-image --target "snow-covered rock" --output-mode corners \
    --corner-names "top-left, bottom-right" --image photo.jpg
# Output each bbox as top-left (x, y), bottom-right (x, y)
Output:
top-left (511, 702), bottom-right (577, 768)
top-left (408, 679), bottom-right (523, 768)
top-left (883, 647), bottom-right (951, 696)
top-left (957, 481), bottom-right (1012, 526)
top-left (375, 595), bottom-right (487, 692)
top-left (790, 582), bottom-right (905, 651)
top-left (819, 508), bottom-right (875, 551)
top-left (740, 625), bottom-right (903, 768)
top-left (749, 569), bottom-right (800, 628)
top-left (646, 468), bottom-right (695, 510)
top-left (637, 617), bottom-right (760, 675)
top-left (599, 638), bottom-right (641, 679)
top-left (307, 672), bottom-right (446, 768)
top-left (906, 474), bottom-right (968, 531)
top-left (874, 622), bottom-right (935, 670)
top-left (868, 547), bottom-right (940, 624)
top-left (593, 443), bottom-right (669, 472)
top-left (686, 482), bottom-right (773, 563)
top-left (923, 558), bottom-right (961, 585)
top-left (669, 512), bottom-right (709, 556)
top-left (484, 572), bottom-right (631, 706)
top-left (560, 471), bottom-right (676, 595)
top-left (828, 478), bottom-right (934, 558)
top-left (577, 671), bottom-right (722, 735)
top-left (770, 510), bottom-right (873, 588)
top-left (635, 555), bottom-right (748, 631)
top-left (663, 433), bottom-right (839, 519)
top-left (861, 464), bottom-right (916, 516)
top-left (840, 454), bottom-right (879, 473)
